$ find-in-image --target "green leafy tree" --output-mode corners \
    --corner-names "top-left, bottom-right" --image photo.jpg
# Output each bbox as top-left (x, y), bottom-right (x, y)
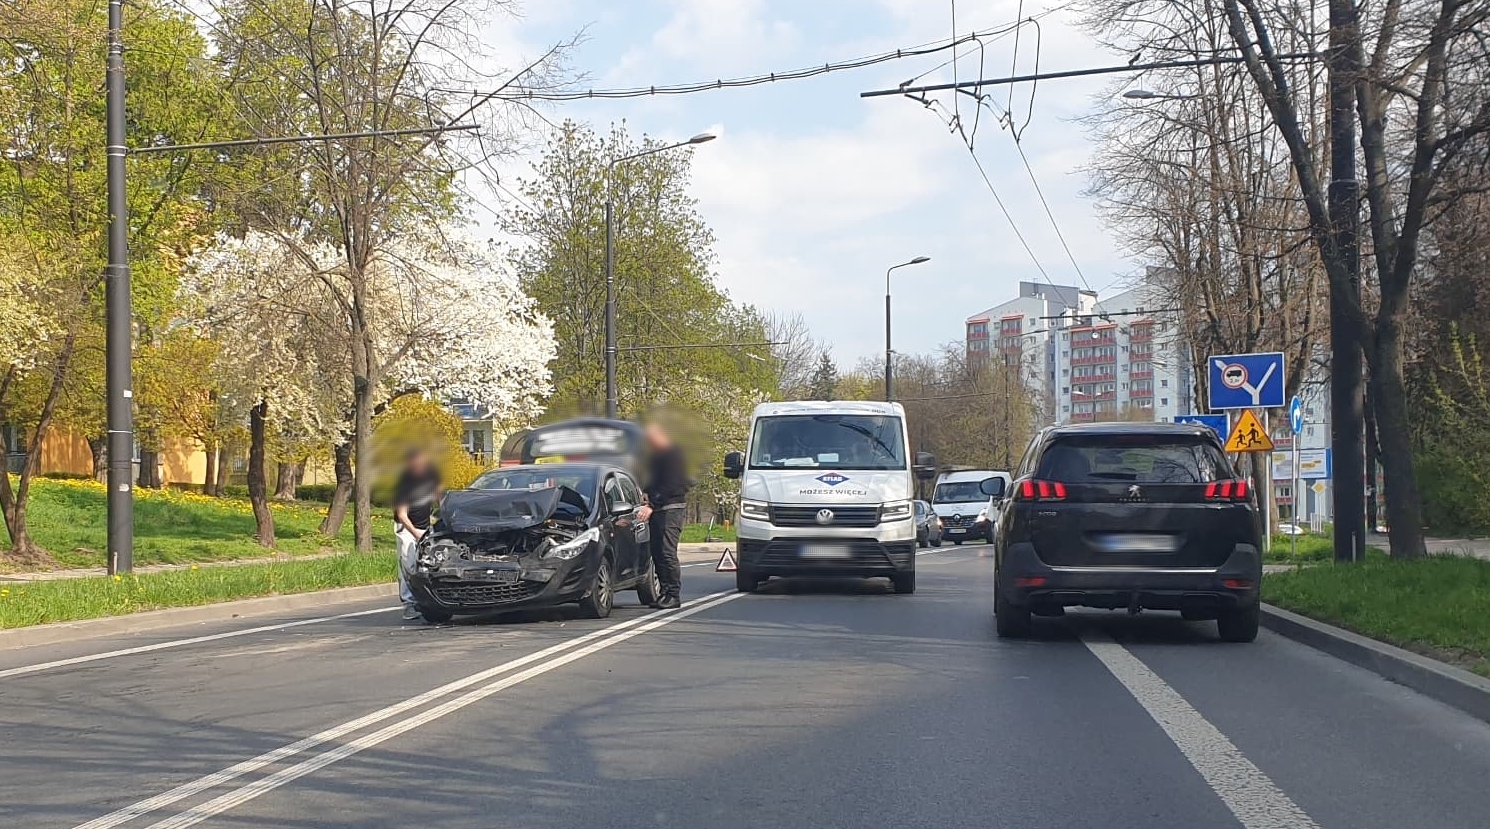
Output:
top-left (0, 0), bottom-right (228, 562)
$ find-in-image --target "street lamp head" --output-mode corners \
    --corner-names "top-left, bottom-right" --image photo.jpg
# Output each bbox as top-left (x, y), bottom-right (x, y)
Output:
top-left (909, 256), bottom-right (931, 264)
top-left (1122, 89), bottom-right (1159, 100)
top-left (688, 132), bottom-right (717, 145)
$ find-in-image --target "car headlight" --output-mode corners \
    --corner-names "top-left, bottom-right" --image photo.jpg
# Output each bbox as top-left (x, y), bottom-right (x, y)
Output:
top-left (879, 500), bottom-right (913, 522)
top-left (739, 499), bottom-right (770, 521)
top-left (545, 527), bottom-right (600, 560)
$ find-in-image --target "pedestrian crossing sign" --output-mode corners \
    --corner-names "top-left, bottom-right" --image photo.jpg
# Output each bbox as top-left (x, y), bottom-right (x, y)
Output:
top-left (1224, 409), bottom-right (1274, 453)
top-left (716, 548), bottom-right (738, 572)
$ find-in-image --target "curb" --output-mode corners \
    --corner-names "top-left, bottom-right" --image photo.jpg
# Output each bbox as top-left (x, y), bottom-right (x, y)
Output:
top-left (0, 582), bottom-right (398, 651)
top-left (1261, 603), bottom-right (1490, 725)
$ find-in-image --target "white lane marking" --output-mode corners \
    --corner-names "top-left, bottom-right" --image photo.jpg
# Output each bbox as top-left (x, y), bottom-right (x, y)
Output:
top-left (70, 592), bottom-right (733, 829)
top-left (0, 607), bottom-right (397, 681)
top-left (138, 592), bottom-right (745, 829)
top-left (1081, 633), bottom-right (1320, 829)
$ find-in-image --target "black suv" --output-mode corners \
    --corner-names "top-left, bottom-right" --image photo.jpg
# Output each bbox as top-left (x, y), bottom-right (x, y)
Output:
top-left (993, 422), bottom-right (1263, 642)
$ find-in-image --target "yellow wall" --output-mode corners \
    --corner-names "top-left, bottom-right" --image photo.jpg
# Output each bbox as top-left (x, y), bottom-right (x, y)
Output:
top-left (35, 426), bottom-right (208, 486)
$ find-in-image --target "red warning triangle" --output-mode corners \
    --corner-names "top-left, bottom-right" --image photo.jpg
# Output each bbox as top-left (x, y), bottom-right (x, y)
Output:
top-left (715, 548), bottom-right (738, 572)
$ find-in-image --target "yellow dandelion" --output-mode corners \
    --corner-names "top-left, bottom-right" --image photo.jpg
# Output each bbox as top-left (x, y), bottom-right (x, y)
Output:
top-left (1, 588), bottom-right (9, 597)
top-left (112, 574), bottom-right (122, 582)
top-left (190, 565), bottom-right (199, 571)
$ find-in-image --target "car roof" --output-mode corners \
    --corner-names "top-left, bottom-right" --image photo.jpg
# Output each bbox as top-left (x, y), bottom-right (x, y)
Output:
top-left (1044, 421), bottom-right (1218, 438)
top-left (752, 400), bottom-right (905, 418)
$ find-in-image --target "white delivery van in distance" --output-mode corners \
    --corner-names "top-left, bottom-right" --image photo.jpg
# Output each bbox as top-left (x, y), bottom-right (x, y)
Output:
top-left (723, 401), bottom-right (937, 595)
top-left (931, 470), bottom-right (1011, 544)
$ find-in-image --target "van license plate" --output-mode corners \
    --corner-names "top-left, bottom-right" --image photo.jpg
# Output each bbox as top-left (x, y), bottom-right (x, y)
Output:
top-left (800, 544), bottom-right (849, 559)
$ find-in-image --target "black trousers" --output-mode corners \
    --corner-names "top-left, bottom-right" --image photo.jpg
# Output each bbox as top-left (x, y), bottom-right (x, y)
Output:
top-left (649, 508), bottom-right (685, 596)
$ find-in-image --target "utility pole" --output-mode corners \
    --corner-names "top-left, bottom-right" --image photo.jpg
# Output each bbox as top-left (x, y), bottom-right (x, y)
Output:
top-left (603, 132), bottom-right (717, 420)
top-left (105, 0), bottom-right (133, 574)
top-left (1327, 0), bottom-right (1367, 563)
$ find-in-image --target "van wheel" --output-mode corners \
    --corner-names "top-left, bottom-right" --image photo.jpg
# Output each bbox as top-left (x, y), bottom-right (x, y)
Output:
top-left (735, 569), bottom-right (761, 593)
top-left (1217, 602), bottom-right (1260, 643)
top-left (994, 572), bottom-right (1031, 638)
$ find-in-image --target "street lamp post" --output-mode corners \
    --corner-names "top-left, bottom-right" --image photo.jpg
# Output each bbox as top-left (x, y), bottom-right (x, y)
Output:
top-left (884, 256), bottom-right (931, 401)
top-left (604, 132), bottom-right (716, 419)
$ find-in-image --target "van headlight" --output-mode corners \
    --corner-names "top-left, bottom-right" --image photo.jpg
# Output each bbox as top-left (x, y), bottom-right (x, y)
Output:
top-left (739, 499), bottom-right (771, 521)
top-left (879, 500), bottom-right (913, 522)
top-left (545, 527), bottom-right (600, 560)
top-left (976, 508), bottom-right (989, 524)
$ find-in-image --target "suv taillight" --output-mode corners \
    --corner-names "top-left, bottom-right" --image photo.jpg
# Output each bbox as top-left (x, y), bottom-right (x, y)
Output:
top-left (1017, 479), bottom-right (1067, 501)
top-left (1204, 479), bottom-right (1251, 501)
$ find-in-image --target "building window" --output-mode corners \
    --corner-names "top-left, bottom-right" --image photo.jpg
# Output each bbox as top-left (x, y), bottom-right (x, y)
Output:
top-left (1161, 378), bottom-right (1169, 388)
top-left (1160, 398), bottom-right (1169, 406)
top-left (1062, 387), bottom-right (1069, 394)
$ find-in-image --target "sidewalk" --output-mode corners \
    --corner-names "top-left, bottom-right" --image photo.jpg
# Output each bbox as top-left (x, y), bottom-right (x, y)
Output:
top-left (1368, 532), bottom-right (1490, 560)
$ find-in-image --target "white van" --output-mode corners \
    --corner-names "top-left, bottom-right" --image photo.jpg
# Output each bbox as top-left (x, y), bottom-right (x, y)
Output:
top-left (930, 470), bottom-right (1011, 545)
top-left (723, 401), bottom-right (936, 594)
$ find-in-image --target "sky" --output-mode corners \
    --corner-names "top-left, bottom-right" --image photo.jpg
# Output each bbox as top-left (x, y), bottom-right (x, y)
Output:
top-left (475, 0), bottom-right (1140, 367)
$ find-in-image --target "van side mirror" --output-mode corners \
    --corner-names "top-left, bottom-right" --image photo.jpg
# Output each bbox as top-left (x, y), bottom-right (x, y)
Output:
top-left (913, 451), bottom-right (937, 480)
top-left (980, 478), bottom-right (1006, 498)
top-left (723, 451), bottom-right (744, 479)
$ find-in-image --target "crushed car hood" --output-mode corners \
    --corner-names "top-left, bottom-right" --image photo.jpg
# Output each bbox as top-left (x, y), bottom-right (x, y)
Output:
top-left (438, 488), bottom-right (586, 533)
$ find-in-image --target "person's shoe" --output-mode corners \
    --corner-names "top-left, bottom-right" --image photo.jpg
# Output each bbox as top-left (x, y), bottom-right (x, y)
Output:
top-left (402, 602), bottom-right (423, 621)
top-left (657, 594), bottom-right (682, 610)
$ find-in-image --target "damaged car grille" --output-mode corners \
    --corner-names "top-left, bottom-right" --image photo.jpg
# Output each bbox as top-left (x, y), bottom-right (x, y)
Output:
top-left (433, 581), bottom-right (538, 606)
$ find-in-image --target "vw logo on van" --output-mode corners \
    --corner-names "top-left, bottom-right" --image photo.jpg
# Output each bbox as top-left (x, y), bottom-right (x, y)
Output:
top-left (815, 509), bottom-right (835, 525)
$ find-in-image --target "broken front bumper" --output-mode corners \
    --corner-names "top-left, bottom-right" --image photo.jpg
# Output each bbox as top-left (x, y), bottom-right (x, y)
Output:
top-left (405, 546), bottom-right (600, 615)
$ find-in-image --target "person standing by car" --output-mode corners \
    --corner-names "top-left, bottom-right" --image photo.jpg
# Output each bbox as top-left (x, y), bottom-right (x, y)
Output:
top-left (638, 419), bottom-right (689, 609)
top-left (394, 448), bottom-right (442, 621)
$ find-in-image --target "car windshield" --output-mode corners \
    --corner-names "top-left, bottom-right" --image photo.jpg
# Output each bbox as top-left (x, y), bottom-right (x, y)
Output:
top-left (1037, 435), bottom-right (1233, 483)
top-left (468, 467), bottom-right (598, 507)
top-left (933, 481), bottom-right (989, 503)
top-left (748, 414), bottom-right (906, 470)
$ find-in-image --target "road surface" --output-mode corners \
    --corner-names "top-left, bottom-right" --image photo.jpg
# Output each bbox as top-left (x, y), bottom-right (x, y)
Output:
top-left (3, 547), bottom-right (1489, 829)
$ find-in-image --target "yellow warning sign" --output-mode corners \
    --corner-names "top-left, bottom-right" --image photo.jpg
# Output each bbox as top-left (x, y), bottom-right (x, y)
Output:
top-left (716, 548), bottom-right (738, 572)
top-left (1224, 409), bottom-right (1275, 453)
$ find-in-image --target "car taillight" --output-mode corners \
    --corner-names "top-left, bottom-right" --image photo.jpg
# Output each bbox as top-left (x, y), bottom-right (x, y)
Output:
top-left (1204, 479), bottom-right (1251, 501)
top-left (1017, 479), bottom-right (1067, 501)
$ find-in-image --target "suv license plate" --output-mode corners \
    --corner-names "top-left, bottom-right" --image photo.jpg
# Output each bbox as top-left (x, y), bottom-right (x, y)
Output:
top-left (800, 544), bottom-right (849, 559)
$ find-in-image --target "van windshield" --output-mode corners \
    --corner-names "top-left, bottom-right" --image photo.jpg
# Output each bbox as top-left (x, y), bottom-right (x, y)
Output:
top-left (933, 481), bottom-right (988, 503)
top-left (748, 415), bottom-right (906, 470)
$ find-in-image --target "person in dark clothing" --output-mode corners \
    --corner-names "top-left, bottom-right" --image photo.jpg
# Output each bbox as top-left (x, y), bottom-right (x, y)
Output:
top-left (394, 448), bottom-right (442, 621)
top-left (638, 421), bottom-right (689, 609)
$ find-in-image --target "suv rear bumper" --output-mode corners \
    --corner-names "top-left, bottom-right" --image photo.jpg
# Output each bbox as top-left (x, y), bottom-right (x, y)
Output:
top-left (998, 542), bottom-right (1262, 611)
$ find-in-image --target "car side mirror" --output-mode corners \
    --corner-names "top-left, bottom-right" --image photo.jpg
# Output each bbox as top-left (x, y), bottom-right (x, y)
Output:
top-left (609, 501), bottom-right (635, 517)
top-left (723, 451), bottom-right (744, 480)
top-left (913, 451), bottom-right (937, 480)
top-left (980, 478), bottom-right (1006, 498)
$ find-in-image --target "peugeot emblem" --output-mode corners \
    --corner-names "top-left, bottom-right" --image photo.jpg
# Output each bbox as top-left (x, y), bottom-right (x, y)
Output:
top-left (815, 508), bottom-right (835, 525)
top-left (1127, 485), bottom-right (1143, 499)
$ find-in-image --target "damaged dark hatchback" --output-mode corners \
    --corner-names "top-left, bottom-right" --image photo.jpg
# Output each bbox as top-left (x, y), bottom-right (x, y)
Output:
top-left (405, 464), bottom-right (660, 623)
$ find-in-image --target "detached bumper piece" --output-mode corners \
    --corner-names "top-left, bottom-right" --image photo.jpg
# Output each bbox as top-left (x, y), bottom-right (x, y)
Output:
top-left (739, 538), bottom-right (915, 576)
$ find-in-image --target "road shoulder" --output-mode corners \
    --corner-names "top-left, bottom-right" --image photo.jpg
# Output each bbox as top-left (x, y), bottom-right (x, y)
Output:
top-left (1262, 602), bottom-right (1490, 725)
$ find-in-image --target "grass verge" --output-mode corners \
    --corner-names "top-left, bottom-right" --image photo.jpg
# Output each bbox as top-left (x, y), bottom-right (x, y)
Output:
top-left (681, 523), bottom-right (736, 544)
top-left (3, 476), bottom-right (391, 572)
top-left (0, 552), bottom-right (396, 629)
top-left (1262, 556), bottom-right (1490, 678)
top-left (1263, 533), bottom-right (1387, 564)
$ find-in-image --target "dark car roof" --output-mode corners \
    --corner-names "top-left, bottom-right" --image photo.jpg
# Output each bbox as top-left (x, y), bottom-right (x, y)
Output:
top-left (1044, 422), bottom-right (1217, 438)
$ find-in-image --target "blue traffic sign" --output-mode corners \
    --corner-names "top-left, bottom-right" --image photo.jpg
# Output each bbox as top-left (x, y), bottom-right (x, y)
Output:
top-left (1174, 414), bottom-right (1228, 435)
top-left (1207, 352), bottom-right (1286, 410)
top-left (1289, 396), bottom-right (1305, 434)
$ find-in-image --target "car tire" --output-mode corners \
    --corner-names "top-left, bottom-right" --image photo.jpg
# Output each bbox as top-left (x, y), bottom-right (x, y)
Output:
top-left (953, 539), bottom-right (963, 546)
top-left (1216, 602), bottom-right (1260, 643)
top-left (930, 537), bottom-right (942, 548)
top-left (579, 555), bottom-right (615, 619)
top-left (418, 606), bottom-right (453, 625)
top-left (892, 570), bottom-right (916, 594)
top-left (994, 572), bottom-right (1032, 638)
top-left (735, 568), bottom-right (761, 593)
top-left (636, 556), bottom-right (663, 607)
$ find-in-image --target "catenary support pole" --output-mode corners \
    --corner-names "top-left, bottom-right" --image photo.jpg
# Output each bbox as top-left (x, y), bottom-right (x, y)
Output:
top-left (1327, 0), bottom-right (1366, 563)
top-left (105, 0), bottom-right (134, 574)
top-left (604, 198), bottom-right (618, 419)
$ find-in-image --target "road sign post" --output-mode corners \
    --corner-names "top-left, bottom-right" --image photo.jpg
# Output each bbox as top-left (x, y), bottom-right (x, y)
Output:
top-left (1289, 396), bottom-right (1303, 561)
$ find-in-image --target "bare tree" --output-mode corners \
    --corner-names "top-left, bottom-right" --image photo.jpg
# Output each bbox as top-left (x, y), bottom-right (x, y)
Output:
top-left (765, 311), bottom-right (824, 398)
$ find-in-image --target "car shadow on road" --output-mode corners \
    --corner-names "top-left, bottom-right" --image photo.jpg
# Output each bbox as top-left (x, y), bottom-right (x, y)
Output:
top-left (1017, 609), bottom-right (1228, 646)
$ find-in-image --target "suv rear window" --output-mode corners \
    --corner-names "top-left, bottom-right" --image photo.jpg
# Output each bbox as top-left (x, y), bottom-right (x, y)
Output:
top-left (1036, 435), bottom-right (1233, 484)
